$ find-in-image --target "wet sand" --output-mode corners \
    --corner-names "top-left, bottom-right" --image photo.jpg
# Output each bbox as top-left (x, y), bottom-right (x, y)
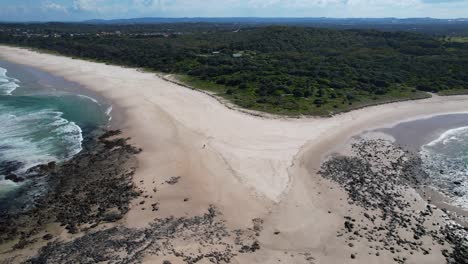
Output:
top-left (379, 113), bottom-right (468, 151)
top-left (375, 114), bottom-right (468, 225)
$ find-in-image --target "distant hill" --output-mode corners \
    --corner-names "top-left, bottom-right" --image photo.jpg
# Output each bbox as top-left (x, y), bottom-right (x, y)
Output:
top-left (84, 17), bottom-right (468, 25)
top-left (82, 17), bottom-right (468, 35)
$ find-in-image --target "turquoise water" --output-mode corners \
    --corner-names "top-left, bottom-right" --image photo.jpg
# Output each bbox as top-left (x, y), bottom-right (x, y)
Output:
top-left (421, 126), bottom-right (468, 210)
top-left (0, 64), bottom-right (109, 200)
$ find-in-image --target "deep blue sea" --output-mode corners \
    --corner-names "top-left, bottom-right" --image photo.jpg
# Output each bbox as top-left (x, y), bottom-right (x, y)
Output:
top-left (0, 62), bottom-right (110, 201)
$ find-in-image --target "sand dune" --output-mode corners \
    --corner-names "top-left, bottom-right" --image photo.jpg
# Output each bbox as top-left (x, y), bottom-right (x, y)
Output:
top-left (1, 45), bottom-right (468, 263)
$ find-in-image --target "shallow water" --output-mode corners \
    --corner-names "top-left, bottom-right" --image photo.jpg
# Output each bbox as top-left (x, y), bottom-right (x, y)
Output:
top-left (0, 61), bottom-right (110, 200)
top-left (421, 126), bottom-right (468, 210)
top-left (378, 114), bottom-right (468, 211)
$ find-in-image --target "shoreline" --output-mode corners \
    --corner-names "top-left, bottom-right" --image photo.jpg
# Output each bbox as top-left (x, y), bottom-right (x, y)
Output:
top-left (0, 130), bottom-right (141, 261)
top-left (2, 45), bottom-right (468, 263)
top-left (377, 114), bottom-right (468, 225)
top-left (0, 58), bottom-right (125, 131)
top-left (0, 60), bottom-right (113, 185)
top-left (329, 113), bottom-right (468, 227)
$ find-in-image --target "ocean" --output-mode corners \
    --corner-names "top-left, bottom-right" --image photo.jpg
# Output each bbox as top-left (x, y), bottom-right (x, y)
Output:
top-left (378, 114), bottom-right (468, 213)
top-left (421, 126), bottom-right (468, 210)
top-left (0, 61), bottom-right (110, 202)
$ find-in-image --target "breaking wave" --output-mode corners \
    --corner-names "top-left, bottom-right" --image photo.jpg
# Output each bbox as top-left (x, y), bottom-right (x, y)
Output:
top-left (421, 126), bottom-right (468, 209)
top-left (0, 67), bottom-right (19, 95)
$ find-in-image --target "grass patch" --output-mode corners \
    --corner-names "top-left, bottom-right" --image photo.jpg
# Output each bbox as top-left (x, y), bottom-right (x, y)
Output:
top-left (175, 75), bottom-right (431, 117)
top-left (177, 75), bottom-right (228, 94)
top-left (443, 37), bottom-right (468, 43)
top-left (439, 89), bottom-right (468, 96)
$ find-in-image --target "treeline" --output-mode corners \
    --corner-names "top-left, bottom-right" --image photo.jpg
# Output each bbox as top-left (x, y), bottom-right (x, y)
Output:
top-left (1, 25), bottom-right (468, 115)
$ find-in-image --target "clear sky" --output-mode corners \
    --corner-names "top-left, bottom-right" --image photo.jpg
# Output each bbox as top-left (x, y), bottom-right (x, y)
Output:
top-left (1, 0), bottom-right (468, 22)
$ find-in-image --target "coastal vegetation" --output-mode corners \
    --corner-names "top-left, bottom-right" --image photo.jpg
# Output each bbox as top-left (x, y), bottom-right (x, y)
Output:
top-left (1, 24), bottom-right (468, 115)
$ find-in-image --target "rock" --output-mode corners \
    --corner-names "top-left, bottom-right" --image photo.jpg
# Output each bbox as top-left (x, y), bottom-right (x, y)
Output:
top-left (47, 161), bottom-right (56, 169)
top-left (31, 205), bottom-right (256, 263)
top-left (318, 139), bottom-right (468, 264)
top-left (239, 241), bottom-right (260, 253)
top-left (5, 173), bottom-right (25, 183)
top-left (166, 176), bottom-right (181, 185)
top-left (344, 221), bottom-right (354, 232)
top-left (13, 239), bottom-right (28, 249)
top-left (351, 254), bottom-right (356, 259)
top-left (42, 234), bottom-right (53, 240)
top-left (98, 130), bottom-right (122, 140)
top-left (0, 130), bottom-right (142, 245)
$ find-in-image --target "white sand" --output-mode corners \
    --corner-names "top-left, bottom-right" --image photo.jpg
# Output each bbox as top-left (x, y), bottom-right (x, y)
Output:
top-left (2, 45), bottom-right (468, 263)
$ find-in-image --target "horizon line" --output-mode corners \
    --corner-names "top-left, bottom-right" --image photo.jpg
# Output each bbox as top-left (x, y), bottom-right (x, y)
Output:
top-left (1, 16), bottom-right (468, 24)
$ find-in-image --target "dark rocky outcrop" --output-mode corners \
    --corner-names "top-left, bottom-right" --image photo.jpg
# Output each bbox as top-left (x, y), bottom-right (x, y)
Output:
top-left (27, 206), bottom-right (262, 264)
top-left (0, 130), bottom-right (140, 246)
top-left (0, 130), bottom-right (271, 264)
top-left (5, 173), bottom-right (24, 183)
top-left (319, 139), bottom-right (468, 264)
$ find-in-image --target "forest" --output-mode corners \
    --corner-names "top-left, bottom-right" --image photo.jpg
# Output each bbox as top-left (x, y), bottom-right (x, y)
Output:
top-left (1, 23), bottom-right (468, 115)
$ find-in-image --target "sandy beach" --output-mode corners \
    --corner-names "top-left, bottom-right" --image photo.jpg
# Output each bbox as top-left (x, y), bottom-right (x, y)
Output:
top-left (1, 45), bottom-right (468, 263)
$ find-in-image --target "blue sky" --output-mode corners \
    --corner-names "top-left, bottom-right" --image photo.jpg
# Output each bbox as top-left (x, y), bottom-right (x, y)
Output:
top-left (1, 0), bottom-right (468, 21)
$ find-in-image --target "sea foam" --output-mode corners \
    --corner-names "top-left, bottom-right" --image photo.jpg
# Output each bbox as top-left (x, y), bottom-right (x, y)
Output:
top-left (0, 67), bottom-right (19, 95)
top-left (421, 126), bottom-right (468, 209)
top-left (0, 104), bottom-right (83, 182)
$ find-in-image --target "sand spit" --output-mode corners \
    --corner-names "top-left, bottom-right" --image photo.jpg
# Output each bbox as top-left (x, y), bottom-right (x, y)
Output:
top-left (1, 45), bottom-right (468, 263)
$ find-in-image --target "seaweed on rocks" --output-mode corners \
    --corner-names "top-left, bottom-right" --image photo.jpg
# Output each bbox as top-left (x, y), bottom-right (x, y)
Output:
top-left (319, 139), bottom-right (468, 263)
top-left (0, 130), bottom-right (140, 246)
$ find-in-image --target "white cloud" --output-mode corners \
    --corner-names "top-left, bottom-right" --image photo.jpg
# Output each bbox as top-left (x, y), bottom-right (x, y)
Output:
top-left (248, 0), bottom-right (344, 8)
top-left (72, 0), bottom-right (107, 12)
top-left (247, 0), bottom-right (422, 8)
top-left (28, 0), bottom-right (468, 19)
top-left (71, 0), bottom-right (130, 15)
top-left (346, 0), bottom-right (422, 7)
top-left (42, 1), bottom-right (68, 13)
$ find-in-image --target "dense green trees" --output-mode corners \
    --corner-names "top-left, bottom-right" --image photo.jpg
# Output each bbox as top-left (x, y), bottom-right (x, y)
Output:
top-left (1, 24), bottom-right (468, 115)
